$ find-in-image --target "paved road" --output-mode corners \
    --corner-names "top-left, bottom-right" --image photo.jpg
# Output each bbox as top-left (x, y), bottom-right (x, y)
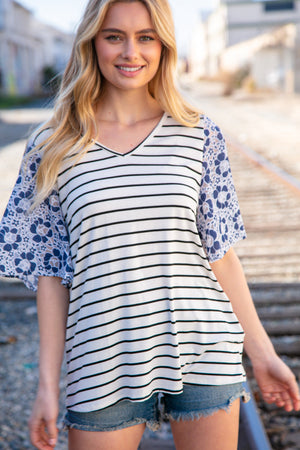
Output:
top-left (0, 105), bottom-right (53, 217)
top-left (0, 98), bottom-right (53, 147)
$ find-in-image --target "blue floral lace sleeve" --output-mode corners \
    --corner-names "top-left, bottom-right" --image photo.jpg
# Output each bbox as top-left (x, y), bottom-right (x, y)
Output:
top-left (0, 140), bottom-right (73, 291)
top-left (197, 116), bottom-right (246, 262)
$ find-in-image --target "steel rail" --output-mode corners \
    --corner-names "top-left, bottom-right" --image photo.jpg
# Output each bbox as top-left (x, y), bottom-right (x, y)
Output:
top-left (227, 135), bottom-right (300, 197)
top-left (239, 382), bottom-right (272, 450)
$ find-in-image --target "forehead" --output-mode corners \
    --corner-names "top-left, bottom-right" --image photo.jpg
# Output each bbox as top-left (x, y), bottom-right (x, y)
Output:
top-left (101, 2), bottom-right (153, 29)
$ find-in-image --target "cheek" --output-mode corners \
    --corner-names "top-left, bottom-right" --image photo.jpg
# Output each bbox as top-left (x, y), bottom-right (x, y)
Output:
top-left (95, 42), bottom-right (115, 66)
top-left (146, 44), bottom-right (162, 66)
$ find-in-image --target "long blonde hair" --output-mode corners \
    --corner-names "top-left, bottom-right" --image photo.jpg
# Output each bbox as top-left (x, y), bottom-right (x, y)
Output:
top-left (32, 0), bottom-right (200, 206)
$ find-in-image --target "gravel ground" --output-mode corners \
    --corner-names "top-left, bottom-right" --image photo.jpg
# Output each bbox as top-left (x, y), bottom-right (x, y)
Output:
top-left (0, 298), bottom-right (68, 449)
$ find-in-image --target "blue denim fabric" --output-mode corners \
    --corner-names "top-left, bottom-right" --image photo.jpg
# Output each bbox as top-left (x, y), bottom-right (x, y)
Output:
top-left (64, 382), bottom-right (249, 432)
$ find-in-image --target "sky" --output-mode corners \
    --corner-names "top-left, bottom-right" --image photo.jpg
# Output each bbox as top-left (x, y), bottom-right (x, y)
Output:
top-left (17, 0), bottom-right (218, 55)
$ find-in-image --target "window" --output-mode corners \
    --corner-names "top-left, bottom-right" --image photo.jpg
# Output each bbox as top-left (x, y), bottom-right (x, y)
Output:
top-left (264, 1), bottom-right (295, 11)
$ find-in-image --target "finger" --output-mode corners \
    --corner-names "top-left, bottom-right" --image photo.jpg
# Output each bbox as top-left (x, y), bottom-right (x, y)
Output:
top-left (288, 379), bottom-right (300, 411)
top-left (281, 393), bottom-right (294, 412)
top-left (291, 391), bottom-right (300, 411)
top-left (274, 395), bottom-right (291, 411)
top-left (29, 419), bottom-right (46, 448)
top-left (263, 390), bottom-right (282, 404)
top-left (293, 398), bottom-right (300, 411)
top-left (45, 419), bottom-right (58, 448)
top-left (267, 389), bottom-right (295, 412)
top-left (263, 394), bottom-right (275, 404)
top-left (283, 401), bottom-right (293, 412)
top-left (30, 419), bottom-right (57, 450)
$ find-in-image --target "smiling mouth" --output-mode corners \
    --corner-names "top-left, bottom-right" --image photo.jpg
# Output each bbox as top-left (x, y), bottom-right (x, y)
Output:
top-left (116, 66), bottom-right (144, 72)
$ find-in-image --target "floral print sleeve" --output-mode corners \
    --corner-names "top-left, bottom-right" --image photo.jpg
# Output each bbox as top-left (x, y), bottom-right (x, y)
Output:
top-left (197, 116), bottom-right (246, 262)
top-left (0, 139), bottom-right (73, 291)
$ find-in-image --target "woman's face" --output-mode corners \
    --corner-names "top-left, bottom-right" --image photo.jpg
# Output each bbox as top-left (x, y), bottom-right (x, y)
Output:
top-left (94, 1), bottom-right (162, 93)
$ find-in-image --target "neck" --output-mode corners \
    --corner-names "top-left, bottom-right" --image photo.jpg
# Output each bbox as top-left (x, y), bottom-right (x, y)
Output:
top-left (95, 86), bottom-right (162, 126)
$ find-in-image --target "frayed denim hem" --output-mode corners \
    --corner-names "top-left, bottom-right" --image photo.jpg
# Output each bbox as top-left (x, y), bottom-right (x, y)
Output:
top-left (165, 388), bottom-right (250, 423)
top-left (241, 390), bottom-right (251, 404)
top-left (62, 417), bottom-right (160, 433)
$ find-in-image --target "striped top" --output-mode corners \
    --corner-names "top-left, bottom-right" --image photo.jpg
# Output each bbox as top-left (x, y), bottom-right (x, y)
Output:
top-left (58, 113), bottom-right (246, 411)
top-left (0, 113), bottom-right (246, 412)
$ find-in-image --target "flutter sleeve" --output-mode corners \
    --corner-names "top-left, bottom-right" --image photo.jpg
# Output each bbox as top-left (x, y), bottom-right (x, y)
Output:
top-left (197, 116), bottom-right (246, 262)
top-left (0, 138), bottom-right (73, 291)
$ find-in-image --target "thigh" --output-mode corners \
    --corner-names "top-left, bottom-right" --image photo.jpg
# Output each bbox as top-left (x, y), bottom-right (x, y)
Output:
top-left (68, 423), bottom-right (146, 450)
top-left (65, 395), bottom-right (160, 450)
top-left (170, 398), bottom-right (240, 450)
top-left (163, 383), bottom-right (247, 450)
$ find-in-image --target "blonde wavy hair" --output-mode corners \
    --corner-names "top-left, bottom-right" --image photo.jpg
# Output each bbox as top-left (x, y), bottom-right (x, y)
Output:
top-left (32, 0), bottom-right (200, 206)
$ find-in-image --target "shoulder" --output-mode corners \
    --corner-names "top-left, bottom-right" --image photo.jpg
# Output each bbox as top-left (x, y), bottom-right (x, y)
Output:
top-left (163, 114), bottom-right (223, 136)
top-left (162, 113), bottom-right (205, 139)
top-left (27, 124), bottom-right (54, 152)
top-left (201, 115), bottom-right (228, 164)
top-left (19, 125), bottom-right (54, 179)
top-left (202, 116), bottom-right (225, 141)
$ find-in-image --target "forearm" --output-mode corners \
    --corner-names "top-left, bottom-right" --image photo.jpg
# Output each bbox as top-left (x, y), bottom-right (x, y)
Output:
top-left (37, 276), bottom-right (69, 392)
top-left (210, 248), bottom-right (276, 363)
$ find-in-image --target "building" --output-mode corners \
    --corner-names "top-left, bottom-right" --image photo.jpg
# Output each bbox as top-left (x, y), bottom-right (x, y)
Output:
top-left (0, 0), bottom-right (73, 96)
top-left (189, 0), bottom-right (300, 92)
top-left (221, 0), bottom-right (300, 47)
top-left (221, 23), bottom-right (297, 92)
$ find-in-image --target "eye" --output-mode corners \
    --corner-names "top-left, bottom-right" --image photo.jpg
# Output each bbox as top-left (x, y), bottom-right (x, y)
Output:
top-left (105, 35), bottom-right (122, 42)
top-left (139, 35), bottom-right (155, 42)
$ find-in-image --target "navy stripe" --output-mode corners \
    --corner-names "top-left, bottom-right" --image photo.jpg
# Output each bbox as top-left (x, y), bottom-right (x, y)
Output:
top-left (59, 162), bottom-right (202, 192)
top-left (67, 192), bottom-right (198, 228)
top-left (69, 277), bottom-right (225, 307)
top-left (62, 180), bottom-right (199, 210)
top-left (73, 238), bottom-right (202, 265)
top-left (67, 325), bottom-right (243, 360)
top-left (67, 346), bottom-right (242, 378)
top-left (74, 226), bottom-right (200, 253)
top-left (67, 302), bottom-right (235, 332)
top-left (67, 378), bottom-right (183, 408)
top-left (153, 134), bottom-right (204, 141)
top-left (67, 353), bottom-right (182, 387)
top-left (69, 204), bottom-right (196, 234)
top-left (70, 216), bottom-right (197, 250)
top-left (67, 312), bottom-right (240, 343)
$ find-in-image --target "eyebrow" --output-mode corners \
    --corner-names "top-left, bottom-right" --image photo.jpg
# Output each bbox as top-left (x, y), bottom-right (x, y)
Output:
top-left (101, 28), bottom-right (156, 34)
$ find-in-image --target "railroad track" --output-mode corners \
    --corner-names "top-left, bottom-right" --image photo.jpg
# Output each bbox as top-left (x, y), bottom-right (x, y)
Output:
top-left (229, 139), bottom-right (300, 450)
top-left (1, 137), bottom-right (300, 449)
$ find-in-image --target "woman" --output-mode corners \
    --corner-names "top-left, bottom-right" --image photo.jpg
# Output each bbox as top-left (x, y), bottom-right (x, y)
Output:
top-left (0, 1), bottom-right (299, 449)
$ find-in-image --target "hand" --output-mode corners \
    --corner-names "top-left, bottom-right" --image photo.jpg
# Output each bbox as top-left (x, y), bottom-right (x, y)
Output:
top-left (29, 387), bottom-right (60, 450)
top-left (252, 354), bottom-right (300, 412)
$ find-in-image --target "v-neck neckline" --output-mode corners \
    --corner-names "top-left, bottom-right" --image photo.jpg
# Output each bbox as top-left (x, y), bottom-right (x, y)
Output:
top-left (93, 112), bottom-right (167, 157)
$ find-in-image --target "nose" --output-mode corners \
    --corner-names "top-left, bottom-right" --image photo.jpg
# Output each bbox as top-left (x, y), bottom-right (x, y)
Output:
top-left (122, 38), bottom-right (139, 60)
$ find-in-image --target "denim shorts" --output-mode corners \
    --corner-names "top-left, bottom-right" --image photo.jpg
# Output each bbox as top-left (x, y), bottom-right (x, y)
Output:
top-left (64, 383), bottom-right (249, 432)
